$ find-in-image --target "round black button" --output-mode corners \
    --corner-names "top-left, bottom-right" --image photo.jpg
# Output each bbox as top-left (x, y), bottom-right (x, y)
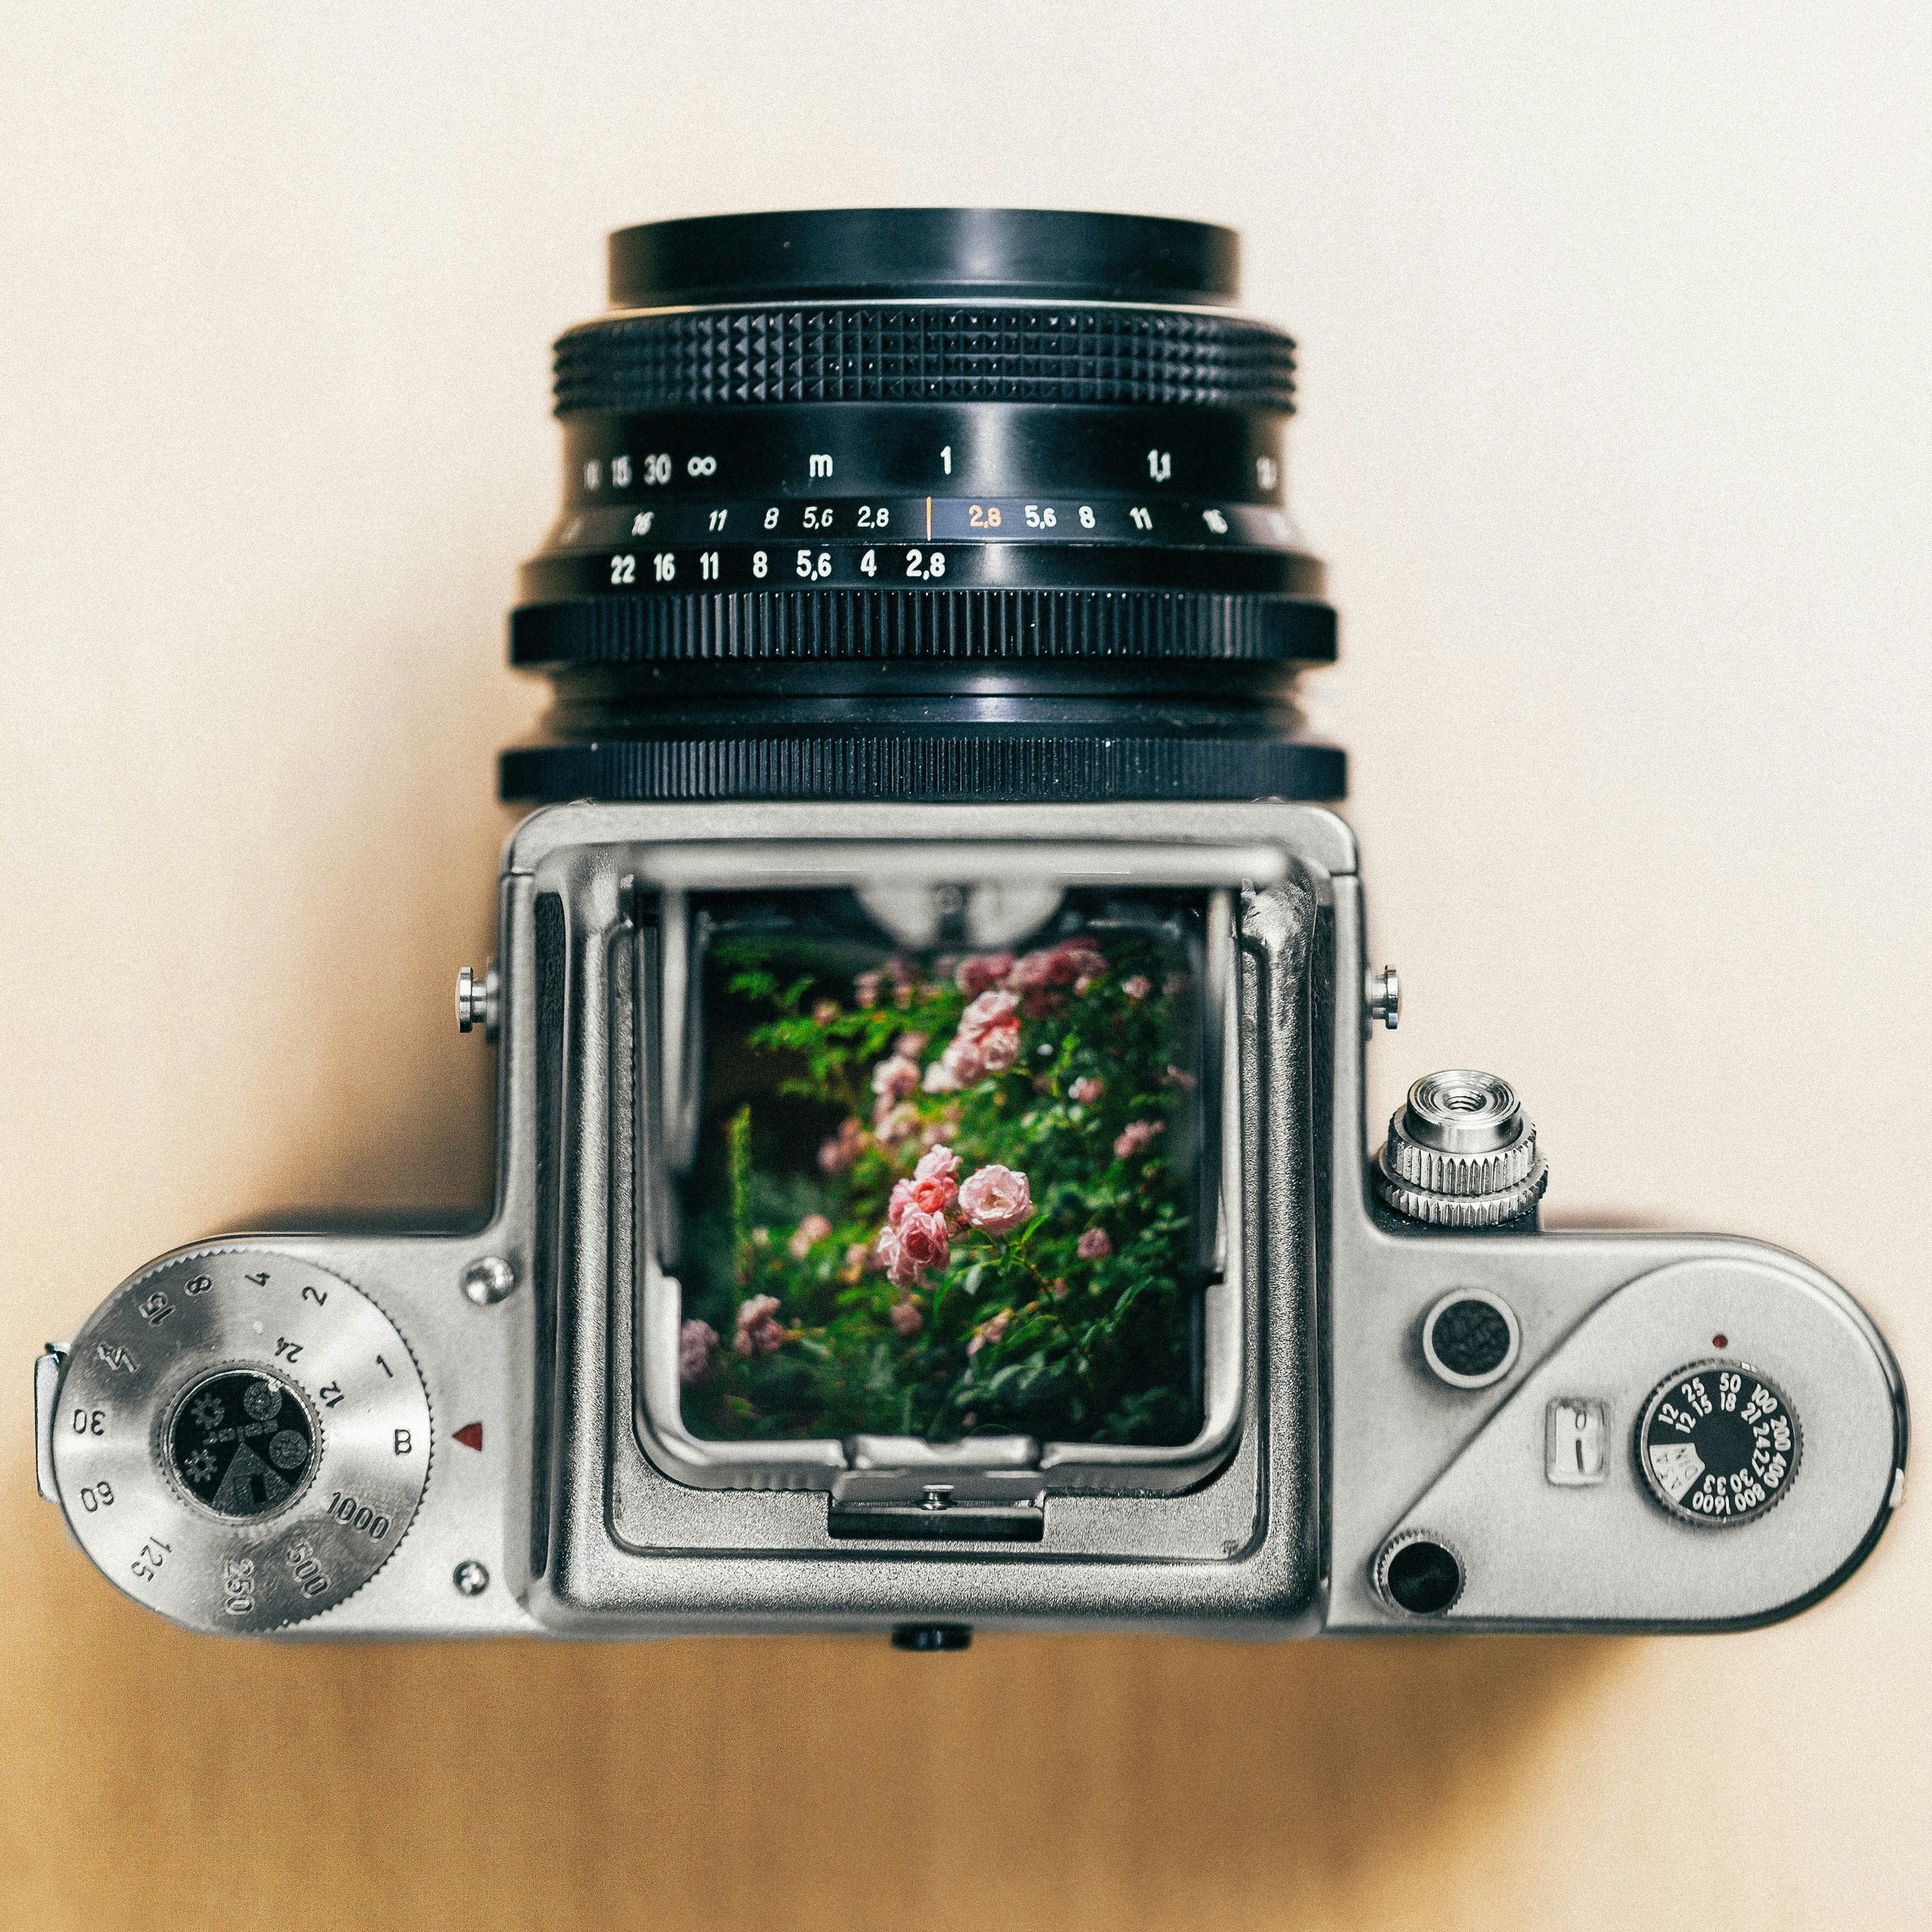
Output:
top-left (1378, 1535), bottom-right (1464, 1616)
top-left (1421, 1290), bottom-right (1520, 1389)
top-left (167, 1369), bottom-right (314, 1519)
top-left (1432, 1300), bottom-right (1511, 1376)
top-left (1638, 1361), bottom-right (1800, 1527)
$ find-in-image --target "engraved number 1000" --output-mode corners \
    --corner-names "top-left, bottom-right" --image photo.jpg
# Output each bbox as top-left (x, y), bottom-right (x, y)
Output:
top-left (326, 1491), bottom-right (392, 1542)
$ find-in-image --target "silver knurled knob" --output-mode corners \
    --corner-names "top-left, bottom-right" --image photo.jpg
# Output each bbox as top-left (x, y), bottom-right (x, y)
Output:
top-left (1377, 1070), bottom-right (1547, 1227)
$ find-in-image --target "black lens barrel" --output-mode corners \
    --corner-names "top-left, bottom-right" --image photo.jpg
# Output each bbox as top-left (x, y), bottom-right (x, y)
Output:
top-left (607, 208), bottom-right (1243, 308)
top-left (503, 209), bottom-right (1341, 805)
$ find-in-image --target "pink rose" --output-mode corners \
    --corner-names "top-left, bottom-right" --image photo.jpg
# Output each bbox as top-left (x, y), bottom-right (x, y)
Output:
top-left (970, 953), bottom-right (1016, 994)
top-left (788, 1213), bottom-right (833, 1259)
top-left (1008, 949), bottom-right (1056, 992)
top-left (1114, 1118), bottom-right (1165, 1160)
top-left (1045, 944), bottom-right (1103, 988)
top-left (1063, 945), bottom-right (1107, 994)
top-left (895, 1206), bottom-right (951, 1277)
top-left (872, 1054), bottom-right (921, 1101)
top-left (958, 988), bottom-right (1020, 1038)
top-left (968, 1308), bottom-right (1012, 1358)
top-left (888, 1297), bottom-right (924, 1338)
top-left (678, 1318), bottom-right (717, 1385)
top-left (1122, 975), bottom-right (1153, 1002)
top-left (853, 971), bottom-right (882, 1008)
top-left (1077, 1228), bottom-right (1112, 1260)
top-left (817, 1117), bottom-right (866, 1174)
top-left (873, 1101), bottom-right (919, 1144)
top-left (915, 1143), bottom-right (960, 1185)
top-left (956, 952), bottom-right (1016, 996)
top-left (894, 1031), bottom-right (928, 1057)
top-left (1070, 1075), bottom-right (1105, 1105)
top-left (733, 1295), bottom-right (785, 1360)
top-left (922, 1059), bottom-right (961, 1094)
top-left (911, 1176), bottom-right (953, 1214)
top-left (939, 1034), bottom-right (986, 1086)
top-left (907, 1144), bottom-right (960, 1215)
top-left (979, 1025), bottom-right (1020, 1074)
top-left (959, 1163), bottom-right (1033, 1236)
top-left (883, 1161), bottom-right (953, 1224)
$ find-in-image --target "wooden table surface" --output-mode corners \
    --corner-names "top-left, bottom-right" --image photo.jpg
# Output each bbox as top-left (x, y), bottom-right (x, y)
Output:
top-left (4, 9), bottom-right (1928, 1927)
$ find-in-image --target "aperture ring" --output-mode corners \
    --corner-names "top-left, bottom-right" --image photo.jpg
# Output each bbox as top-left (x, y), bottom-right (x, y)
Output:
top-left (509, 589), bottom-right (1337, 669)
top-left (556, 303), bottom-right (1296, 415)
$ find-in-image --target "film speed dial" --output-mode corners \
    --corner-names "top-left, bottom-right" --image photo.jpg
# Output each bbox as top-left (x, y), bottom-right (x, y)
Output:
top-left (1637, 1361), bottom-right (1801, 1527)
top-left (52, 1250), bottom-right (431, 1632)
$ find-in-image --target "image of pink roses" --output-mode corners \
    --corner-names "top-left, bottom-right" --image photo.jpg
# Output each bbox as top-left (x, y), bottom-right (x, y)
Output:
top-left (680, 920), bottom-right (1200, 1447)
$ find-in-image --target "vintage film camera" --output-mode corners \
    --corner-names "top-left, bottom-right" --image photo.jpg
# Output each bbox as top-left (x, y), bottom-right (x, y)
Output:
top-left (38, 210), bottom-right (1905, 1646)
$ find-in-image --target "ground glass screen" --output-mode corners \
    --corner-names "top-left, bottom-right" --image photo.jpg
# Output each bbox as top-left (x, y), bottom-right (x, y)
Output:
top-left (669, 888), bottom-right (1209, 1447)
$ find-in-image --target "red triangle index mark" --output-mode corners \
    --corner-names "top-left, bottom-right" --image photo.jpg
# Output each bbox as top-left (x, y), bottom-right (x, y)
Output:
top-left (454, 1421), bottom-right (484, 1452)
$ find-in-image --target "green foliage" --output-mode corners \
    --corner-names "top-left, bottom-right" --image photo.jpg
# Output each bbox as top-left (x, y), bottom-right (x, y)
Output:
top-left (678, 932), bottom-right (1202, 1447)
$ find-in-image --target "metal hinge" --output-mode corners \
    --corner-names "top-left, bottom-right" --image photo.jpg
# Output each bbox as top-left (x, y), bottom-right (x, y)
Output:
top-left (34, 1344), bottom-right (68, 1503)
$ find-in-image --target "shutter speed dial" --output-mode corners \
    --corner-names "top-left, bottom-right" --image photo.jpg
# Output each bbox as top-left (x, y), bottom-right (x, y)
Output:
top-left (52, 1249), bottom-right (431, 1631)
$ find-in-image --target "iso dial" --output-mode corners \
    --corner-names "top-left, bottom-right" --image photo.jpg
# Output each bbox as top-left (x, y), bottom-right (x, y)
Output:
top-left (52, 1250), bottom-right (431, 1632)
top-left (1637, 1360), bottom-right (1801, 1527)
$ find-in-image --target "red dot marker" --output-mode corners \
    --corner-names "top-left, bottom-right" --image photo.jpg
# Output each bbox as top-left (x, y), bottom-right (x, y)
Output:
top-left (454, 1421), bottom-right (484, 1452)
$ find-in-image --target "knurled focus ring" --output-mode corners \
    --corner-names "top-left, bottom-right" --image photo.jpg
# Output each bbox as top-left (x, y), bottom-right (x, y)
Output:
top-left (555, 304), bottom-right (1297, 414)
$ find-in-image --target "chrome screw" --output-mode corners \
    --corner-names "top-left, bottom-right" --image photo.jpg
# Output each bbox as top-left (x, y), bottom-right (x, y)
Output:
top-left (461, 1255), bottom-right (516, 1306)
top-left (1367, 965), bottom-right (1401, 1031)
top-left (456, 961), bottom-right (500, 1041)
top-left (452, 1560), bottom-right (490, 1597)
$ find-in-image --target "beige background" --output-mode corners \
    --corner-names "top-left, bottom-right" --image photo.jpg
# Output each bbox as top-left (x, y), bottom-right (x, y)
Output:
top-left (4, 6), bottom-right (1928, 1927)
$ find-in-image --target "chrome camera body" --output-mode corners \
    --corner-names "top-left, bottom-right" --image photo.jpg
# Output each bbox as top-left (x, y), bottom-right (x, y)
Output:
top-left (39, 797), bottom-right (1907, 1643)
top-left (38, 211), bottom-right (1906, 1646)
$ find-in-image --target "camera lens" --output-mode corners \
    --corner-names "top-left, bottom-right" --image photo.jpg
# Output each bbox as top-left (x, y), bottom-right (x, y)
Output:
top-left (502, 208), bottom-right (1341, 804)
